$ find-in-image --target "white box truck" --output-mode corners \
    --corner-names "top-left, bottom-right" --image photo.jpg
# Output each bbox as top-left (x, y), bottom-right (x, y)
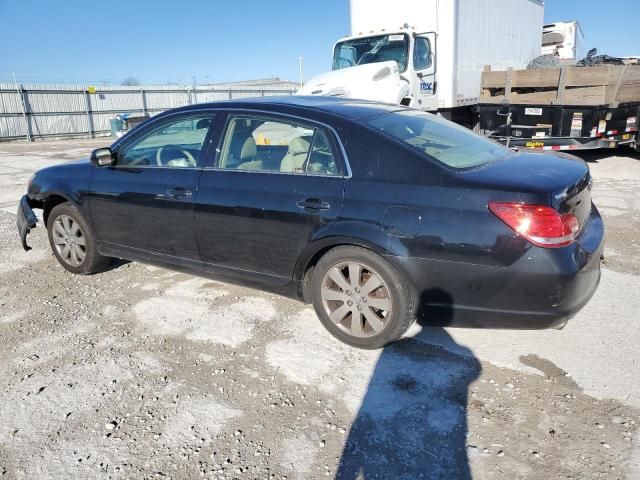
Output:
top-left (299, 0), bottom-right (544, 124)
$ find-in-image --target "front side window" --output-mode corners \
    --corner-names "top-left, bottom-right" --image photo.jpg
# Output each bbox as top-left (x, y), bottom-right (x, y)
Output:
top-left (366, 110), bottom-right (513, 169)
top-left (333, 34), bottom-right (409, 72)
top-left (413, 37), bottom-right (432, 71)
top-left (117, 116), bottom-right (213, 168)
top-left (217, 115), bottom-right (341, 176)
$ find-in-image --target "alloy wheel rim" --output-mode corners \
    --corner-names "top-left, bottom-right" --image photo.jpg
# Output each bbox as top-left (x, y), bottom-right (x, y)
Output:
top-left (52, 215), bottom-right (86, 267)
top-left (320, 261), bottom-right (392, 338)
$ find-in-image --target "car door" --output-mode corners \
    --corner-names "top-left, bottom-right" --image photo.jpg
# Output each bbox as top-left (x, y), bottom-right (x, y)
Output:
top-left (194, 111), bottom-right (347, 285)
top-left (89, 112), bottom-right (215, 262)
top-left (412, 33), bottom-right (437, 111)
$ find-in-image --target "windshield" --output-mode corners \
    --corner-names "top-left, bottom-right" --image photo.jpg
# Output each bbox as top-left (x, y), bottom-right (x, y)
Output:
top-left (366, 110), bottom-right (513, 169)
top-left (333, 34), bottom-right (409, 72)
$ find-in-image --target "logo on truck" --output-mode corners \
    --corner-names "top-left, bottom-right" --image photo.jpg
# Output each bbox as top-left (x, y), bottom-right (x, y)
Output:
top-left (420, 81), bottom-right (433, 93)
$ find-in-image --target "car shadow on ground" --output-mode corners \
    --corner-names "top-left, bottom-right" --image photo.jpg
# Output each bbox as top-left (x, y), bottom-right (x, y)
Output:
top-left (335, 290), bottom-right (481, 479)
top-left (103, 258), bottom-right (130, 272)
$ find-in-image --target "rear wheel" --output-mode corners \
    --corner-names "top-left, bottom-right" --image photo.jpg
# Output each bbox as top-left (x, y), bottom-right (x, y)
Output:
top-left (47, 202), bottom-right (111, 274)
top-left (311, 246), bottom-right (415, 349)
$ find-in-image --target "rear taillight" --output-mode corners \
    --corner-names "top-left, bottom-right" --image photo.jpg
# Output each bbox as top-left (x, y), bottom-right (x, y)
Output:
top-left (489, 202), bottom-right (580, 248)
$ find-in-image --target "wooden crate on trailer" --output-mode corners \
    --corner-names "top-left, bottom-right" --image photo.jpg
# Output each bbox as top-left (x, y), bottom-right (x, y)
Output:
top-left (480, 65), bottom-right (640, 107)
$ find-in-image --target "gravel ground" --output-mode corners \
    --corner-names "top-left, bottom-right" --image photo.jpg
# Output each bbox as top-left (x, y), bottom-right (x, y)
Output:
top-left (0, 139), bottom-right (639, 479)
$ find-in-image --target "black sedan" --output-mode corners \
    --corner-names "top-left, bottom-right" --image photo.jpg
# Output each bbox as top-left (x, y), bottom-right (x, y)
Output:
top-left (17, 96), bottom-right (604, 349)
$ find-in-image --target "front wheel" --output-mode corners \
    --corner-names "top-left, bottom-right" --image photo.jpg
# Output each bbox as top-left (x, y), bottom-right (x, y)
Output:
top-left (47, 202), bottom-right (111, 275)
top-left (311, 246), bottom-right (415, 349)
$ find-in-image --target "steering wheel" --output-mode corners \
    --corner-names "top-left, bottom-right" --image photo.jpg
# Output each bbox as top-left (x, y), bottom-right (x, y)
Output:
top-left (156, 145), bottom-right (196, 167)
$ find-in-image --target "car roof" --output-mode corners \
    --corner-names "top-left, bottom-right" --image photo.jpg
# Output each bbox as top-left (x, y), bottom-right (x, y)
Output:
top-left (177, 95), bottom-right (409, 121)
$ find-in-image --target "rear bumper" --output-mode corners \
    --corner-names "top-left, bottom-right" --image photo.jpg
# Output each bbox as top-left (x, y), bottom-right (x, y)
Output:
top-left (17, 195), bottom-right (38, 251)
top-left (390, 206), bottom-right (605, 329)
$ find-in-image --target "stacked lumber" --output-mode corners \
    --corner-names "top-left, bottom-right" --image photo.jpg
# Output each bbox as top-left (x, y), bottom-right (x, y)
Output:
top-left (480, 65), bottom-right (640, 106)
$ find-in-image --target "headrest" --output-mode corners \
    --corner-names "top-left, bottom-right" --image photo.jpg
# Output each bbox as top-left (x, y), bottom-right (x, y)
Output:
top-left (240, 136), bottom-right (257, 160)
top-left (288, 136), bottom-right (312, 155)
top-left (196, 119), bottom-right (210, 129)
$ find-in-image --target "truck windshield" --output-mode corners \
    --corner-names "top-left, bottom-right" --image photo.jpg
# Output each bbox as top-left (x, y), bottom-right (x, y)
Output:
top-left (366, 110), bottom-right (513, 169)
top-left (333, 34), bottom-right (409, 72)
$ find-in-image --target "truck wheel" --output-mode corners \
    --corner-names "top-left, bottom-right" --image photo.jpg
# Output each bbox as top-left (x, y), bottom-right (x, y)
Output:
top-left (46, 202), bottom-right (111, 275)
top-left (311, 246), bottom-right (415, 349)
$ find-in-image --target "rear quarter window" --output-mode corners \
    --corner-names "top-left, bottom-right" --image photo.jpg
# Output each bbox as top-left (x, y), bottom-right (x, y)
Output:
top-left (340, 125), bottom-right (434, 184)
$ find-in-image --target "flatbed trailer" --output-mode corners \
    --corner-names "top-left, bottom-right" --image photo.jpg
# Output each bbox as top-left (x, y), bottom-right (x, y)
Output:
top-left (476, 65), bottom-right (640, 151)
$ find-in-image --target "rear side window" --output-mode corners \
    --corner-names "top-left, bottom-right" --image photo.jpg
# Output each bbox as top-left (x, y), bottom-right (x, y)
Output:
top-left (217, 115), bottom-right (341, 176)
top-left (366, 110), bottom-right (512, 169)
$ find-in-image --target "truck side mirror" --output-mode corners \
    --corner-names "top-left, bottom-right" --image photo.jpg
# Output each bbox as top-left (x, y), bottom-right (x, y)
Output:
top-left (90, 147), bottom-right (115, 167)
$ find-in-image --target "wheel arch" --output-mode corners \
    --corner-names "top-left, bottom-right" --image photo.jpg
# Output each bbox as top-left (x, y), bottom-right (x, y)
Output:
top-left (294, 236), bottom-right (392, 303)
top-left (42, 193), bottom-right (76, 226)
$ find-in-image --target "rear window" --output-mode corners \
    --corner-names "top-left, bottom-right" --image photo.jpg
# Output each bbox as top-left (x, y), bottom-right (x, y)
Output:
top-left (365, 110), bottom-right (512, 169)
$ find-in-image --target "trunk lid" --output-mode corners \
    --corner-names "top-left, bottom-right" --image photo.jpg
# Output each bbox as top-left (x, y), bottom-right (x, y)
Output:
top-left (459, 150), bottom-right (592, 227)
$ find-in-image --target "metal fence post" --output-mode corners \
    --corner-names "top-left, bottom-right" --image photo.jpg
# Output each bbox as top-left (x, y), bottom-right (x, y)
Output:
top-left (17, 84), bottom-right (32, 142)
top-left (140, 88), bottom-right (148, 115)
top-left (84, 89), bottom-right (94, 139)
top-left (228, 88), bottom-right (232, 100)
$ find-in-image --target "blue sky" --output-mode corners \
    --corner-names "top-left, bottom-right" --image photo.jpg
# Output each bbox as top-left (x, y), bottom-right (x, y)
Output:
top-left (0, 0), bottom-right (638, 85)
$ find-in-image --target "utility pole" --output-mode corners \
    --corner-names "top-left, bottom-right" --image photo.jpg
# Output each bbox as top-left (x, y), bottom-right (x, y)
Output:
top-left (299, 57), bottom-right (304, 88)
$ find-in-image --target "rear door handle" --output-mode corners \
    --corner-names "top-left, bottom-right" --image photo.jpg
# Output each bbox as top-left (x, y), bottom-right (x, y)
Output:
top-left (296, 198), bottom-right (331, 211)
top-left (166, 186), bottom-right (192, 199)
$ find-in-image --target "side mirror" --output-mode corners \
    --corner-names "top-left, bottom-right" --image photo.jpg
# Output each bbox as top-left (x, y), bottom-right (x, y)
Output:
top-left (90, 147), bottom-right (115, 167)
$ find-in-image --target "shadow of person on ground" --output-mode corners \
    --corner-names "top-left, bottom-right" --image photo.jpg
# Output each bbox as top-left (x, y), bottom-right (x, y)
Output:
top-left (336, 289), bottom-right (481, 480)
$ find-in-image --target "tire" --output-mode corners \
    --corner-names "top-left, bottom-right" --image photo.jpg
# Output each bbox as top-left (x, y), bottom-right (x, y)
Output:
top-left (46, 202), bottom-right (111, 275)
top-left (311, 246), bottom-right (415, 349)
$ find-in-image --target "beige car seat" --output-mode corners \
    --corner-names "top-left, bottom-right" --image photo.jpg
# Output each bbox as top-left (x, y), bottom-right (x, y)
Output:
top-left (280, 136), bottom-right (312, 173)
top-left (237, 136), bottom-right (263, 170)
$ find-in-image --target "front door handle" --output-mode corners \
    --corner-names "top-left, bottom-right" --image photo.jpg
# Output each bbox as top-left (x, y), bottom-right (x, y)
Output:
top-left (296, 198), bottom-right (331, 211)
top-left (166, 186), bottom-right (192, 199)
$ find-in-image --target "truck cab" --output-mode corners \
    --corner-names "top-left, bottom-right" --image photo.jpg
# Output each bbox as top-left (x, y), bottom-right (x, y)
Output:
top-left (330, 29), bottom-right (437, 110)
top-left (299, 0), bottom-right (543, 120)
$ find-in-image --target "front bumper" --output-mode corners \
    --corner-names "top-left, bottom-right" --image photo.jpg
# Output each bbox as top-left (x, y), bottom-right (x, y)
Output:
top-left (390, 206), bottom-right (605, 329)
top-left (17, 195), bottom-right (38, 251)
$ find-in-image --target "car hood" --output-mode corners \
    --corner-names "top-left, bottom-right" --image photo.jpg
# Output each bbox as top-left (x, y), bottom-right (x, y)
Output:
top-left (36, 157), bottom-right (92, 174)
top-left (456, 151), bottom-right (590, 201)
